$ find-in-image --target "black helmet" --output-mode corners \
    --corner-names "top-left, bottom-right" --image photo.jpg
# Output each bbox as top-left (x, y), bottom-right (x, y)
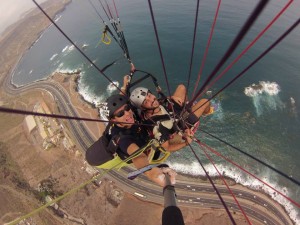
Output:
top-left (105, 94), bottom-right (128, 119)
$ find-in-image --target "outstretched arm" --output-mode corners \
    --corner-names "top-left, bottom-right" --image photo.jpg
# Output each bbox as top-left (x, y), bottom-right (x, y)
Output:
top-left (120, 74), bottom-right (131, 95)
top-left (161, 129), bottom-right (193, 152)
top-left (120, 63), bottom-right (136, 95)
top-left (127, 143), bottom-right (176, 187)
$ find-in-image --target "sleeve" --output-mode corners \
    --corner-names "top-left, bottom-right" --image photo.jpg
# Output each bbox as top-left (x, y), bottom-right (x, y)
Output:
top-left (118, 136), bottom-right (136, 155)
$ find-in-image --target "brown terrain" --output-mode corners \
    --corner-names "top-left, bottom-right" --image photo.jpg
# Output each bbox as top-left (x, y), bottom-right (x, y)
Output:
top-left (0, 1), bottom-right (294, 225)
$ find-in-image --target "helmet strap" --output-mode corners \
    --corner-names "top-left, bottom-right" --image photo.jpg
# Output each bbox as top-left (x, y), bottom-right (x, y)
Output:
top-left (142, 105), bottom-right (161, 118)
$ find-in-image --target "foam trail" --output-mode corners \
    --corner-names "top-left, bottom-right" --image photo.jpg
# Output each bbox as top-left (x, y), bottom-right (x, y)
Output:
top-left (212, 100), bottom-right (224, 121)
top-left (56, 68), bottom-right (81, 74)
top-left (81, 43), bottom-right (89, 50)
top-left (50, 53), bottom-right (58, 61)
top-left (290, 97), bottom-right (295, 105)
top-left (289, 97), bottom-right (298, 119)
top-left (62, 45), bottom-right (75, 54)
top-left (252, 95), bottom-right (263, 116)
top-left (54, 15), bottom-right (62, 22)
top-left (244, 81), bottom-right (282, 116)
top-left (62, 46), bottom-right (68, 53)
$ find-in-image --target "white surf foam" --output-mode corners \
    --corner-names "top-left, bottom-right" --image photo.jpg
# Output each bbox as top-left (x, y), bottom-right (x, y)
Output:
top-left (169, 159), bottom-right (299, 224)
top-left (107, 81), bottom-right (119, 92)
top-left (62, 46), bottom-right (68, 53)
top-left (290, 97), bottom-right (295, 105)
top-left (61, 45), bottom-right (75, 54)
top-left (55, 62), bottom-right (81, 75)
top-left (289, 97), bottom-right (298, 118)
top-left (56, 68), bottom-right (81, 74)
top-left (29, 29), bottom-right (47, 50)
top-left (76, 74), bottom-right (105, 107)
top-left (244, 81), bottom-right (283, 116)
top-left (244, 81), bottom-right (280, 97)
top-left (82, 43), bottom-right (89, 50)
top-left (54, 15), bottom-right (62, 22)
top-left (50, 53), bottom-right (58, 61)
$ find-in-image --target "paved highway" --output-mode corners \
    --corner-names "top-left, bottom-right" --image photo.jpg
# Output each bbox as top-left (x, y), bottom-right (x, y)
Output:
top-left (4, 75), bottom-right (293, 225)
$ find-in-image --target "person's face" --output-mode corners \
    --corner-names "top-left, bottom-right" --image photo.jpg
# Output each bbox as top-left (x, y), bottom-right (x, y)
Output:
top-left (141, 92), bottom-right (160, 109)
top-left (111, 104), bottom-right (134, 128)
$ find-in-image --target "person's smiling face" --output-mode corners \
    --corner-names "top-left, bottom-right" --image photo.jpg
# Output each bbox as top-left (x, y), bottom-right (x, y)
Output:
top-left (141, 92), bottom-right (160, 109)
top-left (111, 104), bottom-right (134, 128)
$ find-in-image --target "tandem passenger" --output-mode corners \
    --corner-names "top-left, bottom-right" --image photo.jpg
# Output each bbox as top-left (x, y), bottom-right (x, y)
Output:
top-left (104, 94), bottom-right (177, 187)
top-left (130, 85), bottom-right (212, 151)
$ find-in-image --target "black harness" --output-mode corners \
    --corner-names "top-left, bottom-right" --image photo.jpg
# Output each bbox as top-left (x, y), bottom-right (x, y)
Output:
top-left (85, 124), bottom-right (137, 166)
top-left (142, 111), bottom-right (179, 144)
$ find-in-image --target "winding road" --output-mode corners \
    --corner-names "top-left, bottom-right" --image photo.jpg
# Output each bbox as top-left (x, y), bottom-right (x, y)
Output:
top-left (3, 73), bottom-right (293, 225)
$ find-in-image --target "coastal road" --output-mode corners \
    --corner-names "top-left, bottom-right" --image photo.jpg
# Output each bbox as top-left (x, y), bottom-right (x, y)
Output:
top-left (3, 75), bottom-right (293, 225)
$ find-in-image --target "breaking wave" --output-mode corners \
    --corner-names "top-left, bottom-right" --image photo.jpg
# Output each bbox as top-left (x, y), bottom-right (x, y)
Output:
top-left (55, 62), bottom-right (82, 75)
top-left (244, 81), bottom-right (280, 97)
top-left (169, 160), bottom-right (299, 224)
top-left (76, 74), bottom-right (105, 107)
top-left (244, 81), bottom-right (283, 116)
top-left (62, 44), bottom-right (75, 54)
top-left (54, 15), bottom-right (62, 22)
top-left (50, 53), bottom-right (58, 61)
top-left (107, 81), bottom-right (119, 92)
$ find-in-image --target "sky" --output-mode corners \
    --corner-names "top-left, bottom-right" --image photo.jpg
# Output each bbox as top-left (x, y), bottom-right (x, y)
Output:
top-left (0, 0), bottom-right (46, 35)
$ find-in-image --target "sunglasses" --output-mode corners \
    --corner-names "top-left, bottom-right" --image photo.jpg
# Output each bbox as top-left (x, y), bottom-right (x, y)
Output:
top-left (113, 105), bottom-right (131, 118)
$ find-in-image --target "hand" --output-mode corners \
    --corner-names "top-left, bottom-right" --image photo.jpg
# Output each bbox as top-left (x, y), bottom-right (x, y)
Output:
top-left (161, 167), bottom-right (177, 186)
top-left (183, 129), bottom-right (193, 144)
top-left (123, 75), bottom-right (131, 86)
top-left (145, 167), bottom-right (177, 187)
top-left (130, 63), bottom-right (136, 73)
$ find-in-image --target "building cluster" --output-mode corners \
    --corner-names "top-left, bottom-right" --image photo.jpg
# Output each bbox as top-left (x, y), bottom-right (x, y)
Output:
top-left (23, 101), bottom-right (75, 151)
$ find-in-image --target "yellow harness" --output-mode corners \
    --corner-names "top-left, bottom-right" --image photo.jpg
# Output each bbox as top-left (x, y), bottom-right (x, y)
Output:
top-left (96, 139), bottom-right (170, 170)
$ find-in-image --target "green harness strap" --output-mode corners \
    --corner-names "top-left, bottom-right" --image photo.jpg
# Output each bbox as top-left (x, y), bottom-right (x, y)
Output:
top-left (96, 139), bottom-right (170, 170)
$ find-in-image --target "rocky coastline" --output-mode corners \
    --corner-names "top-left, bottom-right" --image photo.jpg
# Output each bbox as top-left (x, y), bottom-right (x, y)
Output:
top-left (0, 1), bottom-right (295, 224)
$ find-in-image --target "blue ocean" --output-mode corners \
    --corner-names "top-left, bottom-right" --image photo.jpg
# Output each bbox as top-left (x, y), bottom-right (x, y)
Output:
top-left (11, 0), bottom-right (300, 222)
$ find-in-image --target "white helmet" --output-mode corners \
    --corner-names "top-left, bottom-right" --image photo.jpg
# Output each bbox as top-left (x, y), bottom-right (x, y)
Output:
top-left (130, 87), bottom-right (149, 108)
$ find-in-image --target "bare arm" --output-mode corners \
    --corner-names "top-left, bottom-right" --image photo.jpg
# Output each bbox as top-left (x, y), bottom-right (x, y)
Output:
top-left (120, 75), bottom-right (131, 95)
top-left (161, 129), bottom-right (193, 152)
top-left (161, 140), bottom-right (188, 152)
top-left (127, 143), bottom-right (177, 187)
top-left (120, 63), bottom-right (136, 95)
top-left (127, 143), bottom-right (150, 169)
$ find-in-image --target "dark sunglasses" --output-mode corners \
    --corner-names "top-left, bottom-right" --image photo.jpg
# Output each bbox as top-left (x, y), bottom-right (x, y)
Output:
top-left (113, 105), bottom-right (131, 118)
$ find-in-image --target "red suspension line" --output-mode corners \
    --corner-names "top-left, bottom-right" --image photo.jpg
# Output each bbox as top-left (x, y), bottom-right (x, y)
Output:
top-left (199, 140), bottom-right (300, 208)
top-left (98, 0), bottom-right (110, 20)
top-left (187, 142), bottom-right (237, 224)
top-left (195, 0), bottom-right (293, 99)
top-left (186, 0), bottom-right (200, 94)
top-left (147, 0), bottom-right (172, 100)
top-left (105, 0), bottom-right (114, 20)
top-left (192, 0), bottom-right (222, 98)
top-left (112, 0), bottom-right (119, 19)
top-left (197, 139), bottom-right (253, 225)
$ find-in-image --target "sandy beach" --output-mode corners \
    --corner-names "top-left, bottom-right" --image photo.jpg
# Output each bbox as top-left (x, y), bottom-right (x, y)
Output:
top-left (0, 1), bottom-right (295, 225)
